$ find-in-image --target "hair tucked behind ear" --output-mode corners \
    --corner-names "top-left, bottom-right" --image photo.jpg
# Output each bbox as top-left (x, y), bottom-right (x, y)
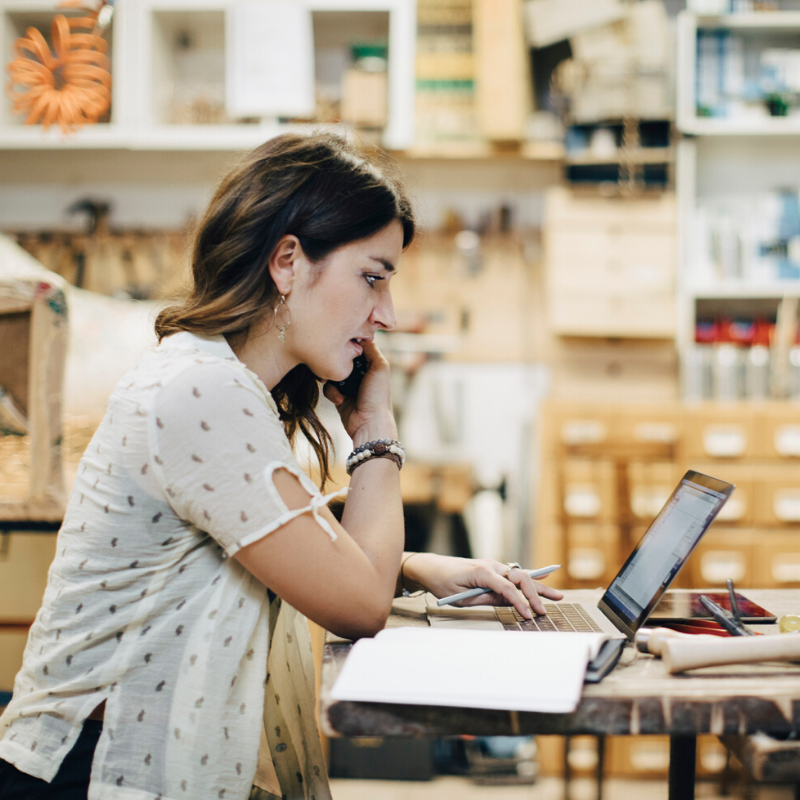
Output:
top-left (155, 131), bottom-right (415, 488)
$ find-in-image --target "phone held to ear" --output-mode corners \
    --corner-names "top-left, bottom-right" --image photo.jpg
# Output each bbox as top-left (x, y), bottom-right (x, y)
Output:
top-left (330, 354), bottom-right (368, 396)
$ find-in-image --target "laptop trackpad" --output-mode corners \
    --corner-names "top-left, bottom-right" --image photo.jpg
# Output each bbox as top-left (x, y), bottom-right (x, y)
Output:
top-left (428, 607), bottom-right (504, 631)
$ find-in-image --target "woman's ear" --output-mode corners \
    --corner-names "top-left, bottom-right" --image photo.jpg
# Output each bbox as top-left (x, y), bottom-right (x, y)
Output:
top-left (268, 235), bottom-right (301, 295)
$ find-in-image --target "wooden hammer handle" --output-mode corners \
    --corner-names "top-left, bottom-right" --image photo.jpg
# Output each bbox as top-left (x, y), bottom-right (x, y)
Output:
top-left (663, 635), bottom-right (800, 674)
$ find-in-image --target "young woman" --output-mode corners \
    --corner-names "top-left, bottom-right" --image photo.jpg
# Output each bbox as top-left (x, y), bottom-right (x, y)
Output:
top-left (0, 131), bottom-right (562, 800)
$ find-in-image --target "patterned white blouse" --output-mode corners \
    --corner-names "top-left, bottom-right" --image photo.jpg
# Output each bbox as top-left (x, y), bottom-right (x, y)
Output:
top-left (0, 332), bottom-right (342, 800)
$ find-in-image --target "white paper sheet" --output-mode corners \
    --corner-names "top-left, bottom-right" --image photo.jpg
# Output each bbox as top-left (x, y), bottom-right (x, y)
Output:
top-left (226, 2), bottom-right (315, 119)
top-left (330, 628), bottom-right (607, 714)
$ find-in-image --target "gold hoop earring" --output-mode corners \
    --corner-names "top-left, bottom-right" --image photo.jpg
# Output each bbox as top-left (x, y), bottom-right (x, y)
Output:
top-left (274, 294), bottom-right (291, 343)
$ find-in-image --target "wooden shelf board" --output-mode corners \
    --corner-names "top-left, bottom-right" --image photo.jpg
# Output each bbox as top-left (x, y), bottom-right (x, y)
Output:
top-left (402, 140), bottom-right (564, 161)
top-left (566, 148), bottom-right (674, 166)
top-left (0, 123), bottom-right (566, 160)
top-left (695, 12), bottom-right (800, 29)
top-left (688, 281), bottom-right (800, 299)
top-left (679, 117), bottom-right (800, 136)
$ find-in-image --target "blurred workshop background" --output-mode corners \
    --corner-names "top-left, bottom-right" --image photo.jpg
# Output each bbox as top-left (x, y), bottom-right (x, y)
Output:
top-left (3, 0), bottom-right (800, 797)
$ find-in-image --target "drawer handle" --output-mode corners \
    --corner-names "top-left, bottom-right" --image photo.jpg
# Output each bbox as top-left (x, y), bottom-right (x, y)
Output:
top-left (567, 548), bottom-right (605, 581)
top-left (772, 555), bottom-right (800, 584)
top-left (631, 487), bottom-right (671, 518)
top-left (775, 426), bottom-right (800, 457)
top-left (564, 486), bottom-right (601, 517)
top-left (774, 491), bottom-right (800, 522)
top-left (561, 420), bottom-right (607, 445)
top-left (717, 496), bottom-right (746, 521)
top-left (702, 426), bottom-right (746, 457)
top-left (701, 551), bottom-right (746, 584)
top-left (629, 744), bottom-right (670, 772)
top-left (632, 422), bottom-right (678, 444)
top-left (567, 746), bottom-right (598, 771)
top-left (700, 748), bottom-right (728, 774)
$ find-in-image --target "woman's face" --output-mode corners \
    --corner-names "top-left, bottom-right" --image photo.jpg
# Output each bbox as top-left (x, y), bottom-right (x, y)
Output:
top-left (288, 219), bottom-right (404, 382)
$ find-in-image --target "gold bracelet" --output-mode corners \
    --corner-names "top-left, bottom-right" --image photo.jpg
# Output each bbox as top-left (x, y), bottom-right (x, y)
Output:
top-left (400, 552), bottom-right (421, 593)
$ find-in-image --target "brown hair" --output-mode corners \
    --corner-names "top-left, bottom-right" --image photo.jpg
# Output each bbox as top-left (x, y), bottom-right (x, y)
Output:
top-left (155, 131), bottom-right (415, 487)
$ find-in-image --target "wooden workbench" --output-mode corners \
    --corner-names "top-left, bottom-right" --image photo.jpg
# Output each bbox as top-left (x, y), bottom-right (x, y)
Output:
top-left (320, 589), bottom-right (800, 798)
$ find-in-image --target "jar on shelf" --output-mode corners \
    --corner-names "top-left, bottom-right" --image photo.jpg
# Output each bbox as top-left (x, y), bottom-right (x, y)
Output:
top-left (340, 43), bottom-right (388, 130)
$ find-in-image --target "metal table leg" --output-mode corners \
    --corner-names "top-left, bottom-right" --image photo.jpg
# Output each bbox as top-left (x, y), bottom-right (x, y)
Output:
top-left (669, 735), bottom-right (697, 800)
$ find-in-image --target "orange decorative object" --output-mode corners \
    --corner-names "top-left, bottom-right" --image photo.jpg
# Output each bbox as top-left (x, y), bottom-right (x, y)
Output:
top-left (6, 1), bottom-right (112, 134)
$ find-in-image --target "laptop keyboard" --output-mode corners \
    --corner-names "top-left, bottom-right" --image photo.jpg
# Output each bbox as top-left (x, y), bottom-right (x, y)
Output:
top-left (496, 603), bottom-right (603, 633)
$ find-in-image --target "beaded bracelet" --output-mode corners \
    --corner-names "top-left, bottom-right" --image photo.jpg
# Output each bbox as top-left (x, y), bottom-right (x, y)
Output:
top-left (346, 438), bottom-right (406, 476)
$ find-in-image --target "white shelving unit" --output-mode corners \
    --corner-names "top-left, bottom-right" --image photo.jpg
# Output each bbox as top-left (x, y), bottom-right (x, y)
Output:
top-left (0, 0), bottom-right (416, 151)
top-left (675, 10), bottom-right (800, 398)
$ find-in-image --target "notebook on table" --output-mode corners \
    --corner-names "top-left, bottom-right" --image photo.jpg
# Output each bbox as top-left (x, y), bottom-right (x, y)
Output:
top-left (430, 470), bottom-right (735, 643)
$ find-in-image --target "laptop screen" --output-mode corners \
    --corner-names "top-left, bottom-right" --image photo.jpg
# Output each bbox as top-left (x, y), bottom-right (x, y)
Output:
top-left (598, 470), bottom-right (735, 638)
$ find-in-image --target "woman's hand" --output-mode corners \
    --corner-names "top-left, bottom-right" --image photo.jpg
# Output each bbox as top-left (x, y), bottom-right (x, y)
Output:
top-left (402, 553), bottom-right (564, 619)
top-left (323, 339), bottom-right (398, 445)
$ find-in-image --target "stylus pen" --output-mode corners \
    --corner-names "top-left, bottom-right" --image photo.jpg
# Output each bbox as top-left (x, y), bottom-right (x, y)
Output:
top-left (436, 565), bottom-right (561, 607)
top-left (699, 594), bottom-right (752, 636)
top-left (726, 578), bottom-right (741, 622)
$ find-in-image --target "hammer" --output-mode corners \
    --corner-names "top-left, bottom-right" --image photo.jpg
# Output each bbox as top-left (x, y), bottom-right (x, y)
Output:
top-left (635, 627), bottom-right (800, 674)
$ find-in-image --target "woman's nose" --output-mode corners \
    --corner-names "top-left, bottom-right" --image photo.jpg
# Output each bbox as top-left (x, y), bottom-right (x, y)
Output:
top-left (372, 292), bottom-right (396, 331)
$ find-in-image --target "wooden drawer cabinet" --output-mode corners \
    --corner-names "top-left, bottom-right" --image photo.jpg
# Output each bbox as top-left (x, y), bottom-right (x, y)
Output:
top-left (754, 467), bottom-right (800, 526)
top-left (544, 186), bottom-right (676, 227)
top-left (688, 529), bottom-right (756, 587)
top-left (754, 405), bottom-right (800, 460)
top-left (549, 293), bottom-right (676, 338)
top-left (562, 460), bottom-right (616, 520)
top-left (609, 736), bottom-right (671, 778)
top-left (613, 405), bottom-right (681, 446)
top-left (754, 531), bottom-right (800, 587)
top-left (628, 462), bottom-right (680, 521)
top-left (544, 188), bottom-right (676, 339)
top-left (689, 464), bottom-right (754, 525)
top-left (555, 405), bottom-right (614, 448)
top-left (566, 523), bottom-right (619, 584)
top-left (546, 233), bottom-right (674, 296)
top-left (684, 405), bottom-right (756, 461)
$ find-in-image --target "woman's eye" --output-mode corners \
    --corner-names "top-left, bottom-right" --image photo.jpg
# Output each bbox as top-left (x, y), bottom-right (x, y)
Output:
top-left (364, 274), bottom-right (383, 288)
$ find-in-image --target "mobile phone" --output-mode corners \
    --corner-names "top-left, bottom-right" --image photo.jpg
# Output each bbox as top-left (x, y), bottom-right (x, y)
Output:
top-left (331, 354), bottom-right (368, 396)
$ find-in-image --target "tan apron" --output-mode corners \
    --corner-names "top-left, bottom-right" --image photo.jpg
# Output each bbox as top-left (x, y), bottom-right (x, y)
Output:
top-left (250, 595), bottom-right (333, 800)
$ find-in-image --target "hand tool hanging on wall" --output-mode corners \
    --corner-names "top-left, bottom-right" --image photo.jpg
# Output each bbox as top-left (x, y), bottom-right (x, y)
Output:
top-left (6, 0), bottom-right (114, 133)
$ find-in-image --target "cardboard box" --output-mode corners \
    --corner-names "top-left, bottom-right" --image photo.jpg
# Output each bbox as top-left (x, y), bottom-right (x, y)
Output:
top-left (340, 69), bottom-right (388, 128)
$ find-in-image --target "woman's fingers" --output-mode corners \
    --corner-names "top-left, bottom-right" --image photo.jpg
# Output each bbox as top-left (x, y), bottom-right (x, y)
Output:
top-left (460, 568), bottom-right (536, 619)
top-left (509, 567), bottom-right (547, 616)
top-left (534, 581), bottom-right (564, 601)
top-left (322, 382), bottom-right (344, 406)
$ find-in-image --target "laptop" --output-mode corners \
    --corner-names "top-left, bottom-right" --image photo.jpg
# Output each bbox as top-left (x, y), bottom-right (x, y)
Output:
top-left (430, 470), bottom-right (735, 646)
